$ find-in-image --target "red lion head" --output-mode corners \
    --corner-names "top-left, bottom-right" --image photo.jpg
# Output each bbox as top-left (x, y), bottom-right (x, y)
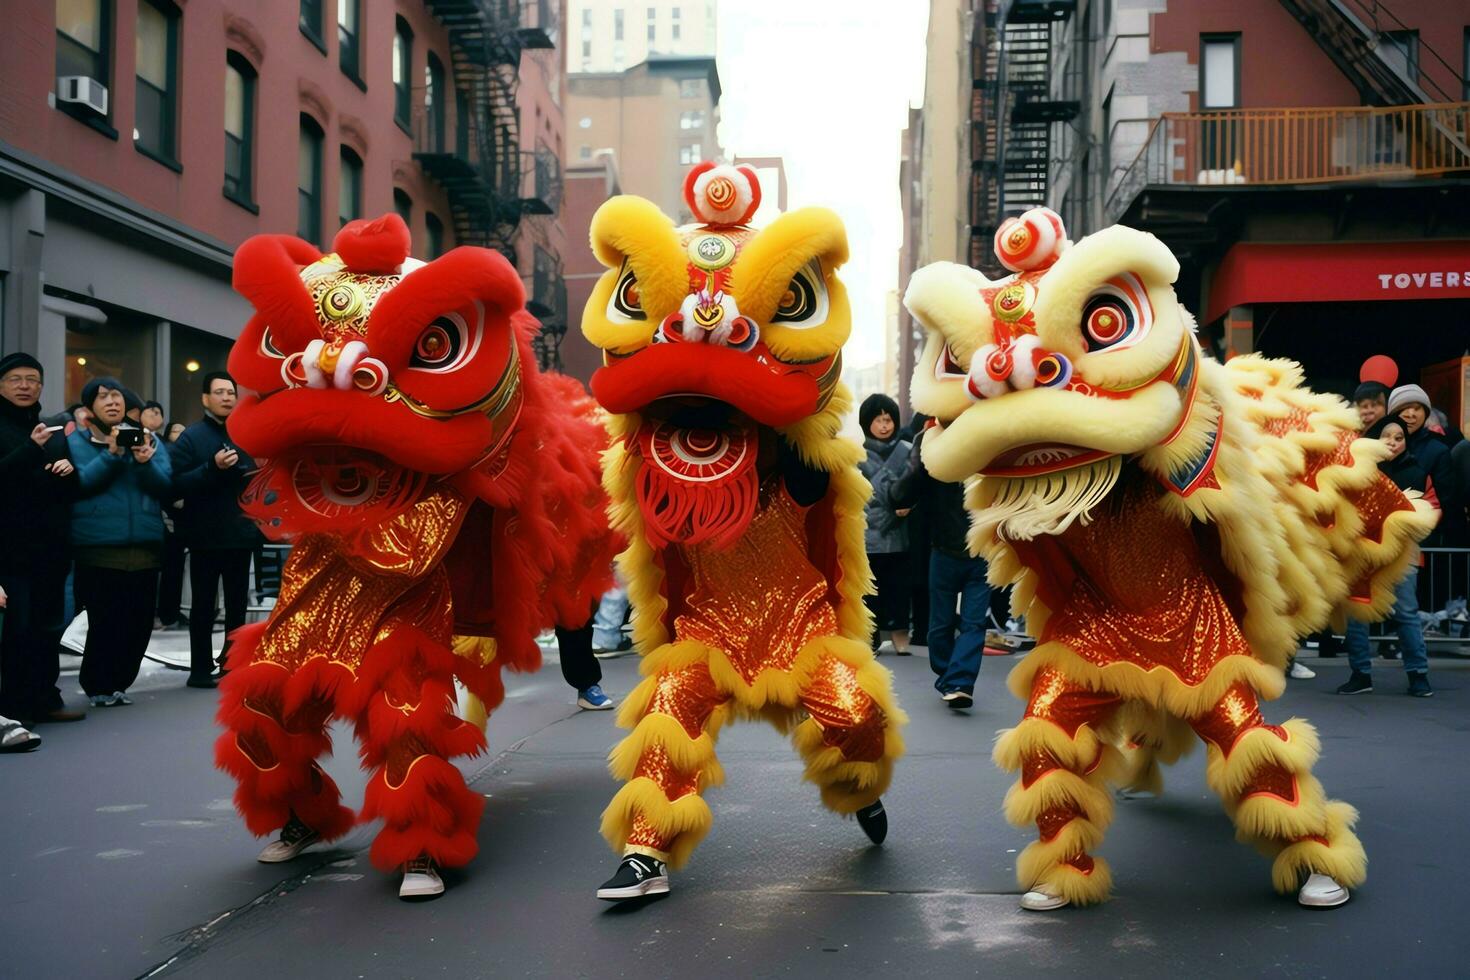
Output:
top-left (228, 215), bottom-right (536, 535)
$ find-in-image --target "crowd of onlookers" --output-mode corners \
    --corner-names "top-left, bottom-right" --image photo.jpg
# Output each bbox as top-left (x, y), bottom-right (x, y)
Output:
top-left (0, 352), bottom-right (260, 750)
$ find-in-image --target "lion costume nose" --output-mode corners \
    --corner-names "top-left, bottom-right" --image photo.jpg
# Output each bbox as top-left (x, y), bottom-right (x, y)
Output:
top-left (283, 338), bottom-right (389, 396)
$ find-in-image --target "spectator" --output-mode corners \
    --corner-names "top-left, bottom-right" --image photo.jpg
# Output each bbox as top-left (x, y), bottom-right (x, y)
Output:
top-left (68, 403), bottom-right (92, 437)
top-left (898, 413), bottom-right (931, 647)
top-left (68, 377), bottom-right (173, 707)
top-left (169, 372), bottom-right (261, 688)
top-left (0, 353), bottom-right (84, 725)
top-left (165, 420), bottom-right (187, 443)
top-left (1352, 381), bottom-right (1388, 430)
top-left (1337, 414), bottom-right (1435, 698)
top-left (1388, 385), bottom-right (1458, 547)
top-left (140, 400), bottom-right (166, 436)
top-left (891, 426), bottom-right (990, 710)
top-left (858, 394), bottom-right (912, 656)
top-left (0, 586), bottom-right (43, 751)
top-left (591, 569), bottom-right (633, 658)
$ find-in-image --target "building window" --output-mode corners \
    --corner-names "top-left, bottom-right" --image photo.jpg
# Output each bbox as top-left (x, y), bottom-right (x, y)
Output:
top-left (425, 212), bottom-right (444, 258)
top-left (339, 147), bottom-right (362, 228)
top-left (679, 143), bottom-right (701, 164)
top-left (582, 38), bottom-right (591, 59)
top-left (582, 8), bottom-right (591, 28)
top-left (224, 53), bottom-right (255, 205)
top-left (338, 0), bottom-right (360, 81)
top-left (614, 9), bottom-right (624, 41)
top-left (671, 6), bottom-right (681, 41)
top-left (394, 18), bottom-right (413, 131)
top-left (1378, 30), bottom-right (1420, 83)
top-left (56, 0), bottom-right (110, 117)
top-left (300, 0), bottom-right (323, 46)
top-left (426, 53), bottom-right (446, 151)
top-left (393, 188), bottom-right (412, 234)
top-left (679, 109), bottom-right (704, 129)
top-left (134, 0), bottom-right (179, 164)
top-left (679, 77), bottom-right (701, 98)
top-left (648, 21), bottom-right (656, 42)
top-left (298, 116), bottom-right (324, 244)
top-left (1200, 35), bottom-right (1239, 109)
top-left (579, 145), bottom-right (591, 159)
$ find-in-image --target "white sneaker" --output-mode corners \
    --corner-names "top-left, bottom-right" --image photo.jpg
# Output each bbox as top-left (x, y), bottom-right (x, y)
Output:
top-left (1289, 662), bottom-right (1316, 679)
top-left (1020, 887), bottom-right (1069, 911)
top-left (1297, 873), bottom-right (1349, 908)
top-left (400, 857), bottom-right (445, 900)
top-left (257, 820), bottom-right (320, 863)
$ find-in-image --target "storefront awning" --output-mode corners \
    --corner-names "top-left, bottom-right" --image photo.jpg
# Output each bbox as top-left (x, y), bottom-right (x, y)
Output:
top-left (1206, 240), bottom-right (1470, 324)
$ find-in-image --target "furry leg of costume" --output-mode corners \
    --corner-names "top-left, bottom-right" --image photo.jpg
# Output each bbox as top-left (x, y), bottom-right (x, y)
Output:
top-left (351, 628), bottom-right (490, 872)
top-left (789, 637), bottom-right (906, 814)
top-left (993, 664), bottom-right (1120, 906)
top-left (1191, 683), bottom-right (1367, 893)
top-left (601, 641), bottom-right (730, 867)
top-left (214, 628), bottom-right (356, 842)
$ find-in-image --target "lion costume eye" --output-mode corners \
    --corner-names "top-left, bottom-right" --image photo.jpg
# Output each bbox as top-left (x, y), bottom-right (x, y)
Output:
top-left (260, 327), bottom-right (285, 359)
top-left (770, 259), bottom-right (829, 330)
top-left (409, 302), bottom-right (482, 373)
top-left (1080, 272), bottom-right (1152, 352)
top-left (606, 261), bottom-right (646, 323)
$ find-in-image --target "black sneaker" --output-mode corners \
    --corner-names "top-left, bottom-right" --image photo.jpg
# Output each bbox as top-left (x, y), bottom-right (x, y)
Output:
top-left (1407, 672), bottom-right (1433, 698)
top-left (596, 853), bottom-right (669, 901)
top-left (856, 799), bottom-right (888, 845)
top-left (1335, 671), bottom-right (1373, 695)
top-left (942, 690), bottom-right (974, 710)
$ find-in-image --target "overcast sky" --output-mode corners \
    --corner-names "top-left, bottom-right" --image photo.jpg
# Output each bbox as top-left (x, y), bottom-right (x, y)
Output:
top-left (715, 1), bottom-right (931, 370)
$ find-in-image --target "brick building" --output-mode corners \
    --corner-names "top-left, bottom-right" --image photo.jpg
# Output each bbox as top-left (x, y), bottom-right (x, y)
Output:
top-left (0, 0), bottom-right (566, 420)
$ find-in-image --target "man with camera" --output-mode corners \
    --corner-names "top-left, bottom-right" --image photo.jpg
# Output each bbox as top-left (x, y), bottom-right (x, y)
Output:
top-left (67, 377), bottom-right (173, 707)
top-left (0, 352), bottom-right (84, 725)
top-left (169, 372), bottom-right (260, 689)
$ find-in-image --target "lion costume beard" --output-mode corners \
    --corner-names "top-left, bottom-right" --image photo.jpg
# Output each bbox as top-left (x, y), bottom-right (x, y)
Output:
top-left (966, 455), bottom-right (1124, 542)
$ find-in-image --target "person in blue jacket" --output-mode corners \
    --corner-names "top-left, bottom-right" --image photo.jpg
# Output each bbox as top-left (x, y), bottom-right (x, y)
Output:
top-left (67, 377), bottom-right (172, 707)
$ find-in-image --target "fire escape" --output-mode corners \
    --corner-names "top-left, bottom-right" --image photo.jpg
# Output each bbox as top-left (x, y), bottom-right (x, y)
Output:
top-left (971, 0), bottom-right (1078, 277)
top-left (413, 0), bottom-right (565, 333)
top-left (1276, 0), bottom-right (1470, 155)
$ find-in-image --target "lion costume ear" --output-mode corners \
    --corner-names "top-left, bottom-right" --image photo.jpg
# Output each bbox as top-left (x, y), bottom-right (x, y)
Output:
top-left (231, 235), bottom-right (325, 354)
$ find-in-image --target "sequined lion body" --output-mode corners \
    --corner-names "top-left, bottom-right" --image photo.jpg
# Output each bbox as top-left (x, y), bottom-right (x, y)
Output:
top-left (907, 208), bottom-right (1436, 905)
top-left (215, 216), bottom-right (616, 874)
top-left (581, 164), bottom-right (906, 867)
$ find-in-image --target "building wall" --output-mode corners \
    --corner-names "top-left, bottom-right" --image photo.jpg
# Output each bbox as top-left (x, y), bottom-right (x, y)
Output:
top-left (567, 58), bottom-right (721, 222)
top-left (0, 1), bottom-right (542, 417)
top-left (561, 155), bottom-right (622, 385)
top-left (568, 0), bottom-right (717, 73)
top-left (917, 0), bottom-right (968, 266)
top-left (516, 8), bottom-right (571, 350)
top-left (896, 105), bottom-right (922, 413)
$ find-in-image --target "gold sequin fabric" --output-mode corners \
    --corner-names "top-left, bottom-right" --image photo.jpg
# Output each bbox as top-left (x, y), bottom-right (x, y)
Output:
top-left (1023, 665), bottom-right (1122, 738)
top-left (647, 663), bottom-right (727, 739)
top-left (254, 489), bottom-right (467, 672)
top-left (1190, 681), bottom-right (1267, 753)
top-left (1041, 481), bottom-right (1252, 686)
top-left (800, 656), bottom-right (887, 763)
top-left (673, 488), bottom-right (839, 684)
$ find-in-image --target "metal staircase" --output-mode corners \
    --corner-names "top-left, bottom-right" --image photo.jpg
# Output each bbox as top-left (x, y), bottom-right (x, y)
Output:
top-left (414, 0), bottom-right (558, 260)
top-left (971, 0), bottom-right (1078, 276)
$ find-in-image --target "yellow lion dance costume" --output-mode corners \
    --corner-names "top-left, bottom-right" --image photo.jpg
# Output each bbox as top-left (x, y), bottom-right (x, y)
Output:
top-left (580, 163), bottom-right (906, 901)
top-left (906, 208), bottom-right (1435, 910)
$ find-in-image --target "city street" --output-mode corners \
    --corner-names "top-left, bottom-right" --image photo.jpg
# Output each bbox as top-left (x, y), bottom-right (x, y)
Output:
top-left (3, 640), bottom-right (1464, 979)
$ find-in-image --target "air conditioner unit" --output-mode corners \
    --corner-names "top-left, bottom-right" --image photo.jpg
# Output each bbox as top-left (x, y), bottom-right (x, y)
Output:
top-left (56, 76), bottom-right (108, 116)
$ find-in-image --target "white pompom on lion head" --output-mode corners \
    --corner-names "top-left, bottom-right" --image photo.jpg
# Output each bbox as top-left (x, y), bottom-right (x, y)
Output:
top-left (683, 162), bottom-right (762, 227)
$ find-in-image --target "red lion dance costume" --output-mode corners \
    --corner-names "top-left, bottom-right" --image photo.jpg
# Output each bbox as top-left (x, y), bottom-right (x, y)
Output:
top-left (580, 164), bottom-right (907, 901)
top-left (906, 208), bottom-right (1436, 911)
top-left (216, 215), bottom-right (614, 899)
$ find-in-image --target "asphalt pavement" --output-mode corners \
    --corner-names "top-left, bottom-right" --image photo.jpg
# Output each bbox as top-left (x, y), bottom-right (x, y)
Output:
top-left (2, 637), bottom-right (1466, 979)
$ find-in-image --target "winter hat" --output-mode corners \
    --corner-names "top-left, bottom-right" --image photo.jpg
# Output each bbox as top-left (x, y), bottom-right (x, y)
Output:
top-left (80, 376), bottom-right (129, 410)
top-left (1364, 413), bottom-right (1410, 441)
top-left (859, 393), bottom-right (902, 438)
top-left (1386, 384), bottom-right (1431, 417)
top-left (1351, 381), bottom-right (1388, 403)
top-left (0, 352), bottom-right (43, 381)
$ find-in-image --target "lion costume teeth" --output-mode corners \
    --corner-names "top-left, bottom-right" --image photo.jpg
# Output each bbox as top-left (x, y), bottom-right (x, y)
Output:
top-left (909, 206), bottom-right (1436, 906)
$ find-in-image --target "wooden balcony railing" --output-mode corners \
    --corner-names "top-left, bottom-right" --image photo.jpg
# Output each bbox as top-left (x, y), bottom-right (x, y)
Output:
top-left (1105, 102), bottom-right (1470, 222)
